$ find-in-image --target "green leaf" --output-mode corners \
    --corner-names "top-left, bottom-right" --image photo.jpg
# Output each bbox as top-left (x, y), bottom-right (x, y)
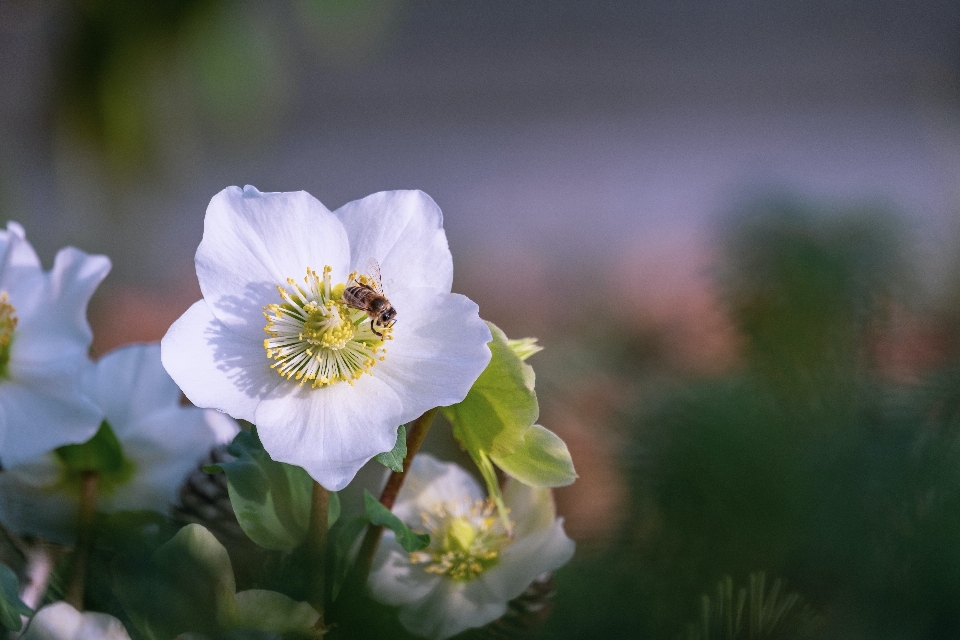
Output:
top-left (327, 490), bottom-right (341, 529)
top-left (0, 564), bottom-right (31, 631)
top-left (374, 425), bottom-right (407, 473)
top-left (329, 516), bottom-right (369, 601)
top-left (116, 524), bottom-right (320, 640)
top-left (363, 490), bottom-right (429, 553)
top-left (207, 429), bottom-right (313, 551)
top-left (491, 424), bottom-right (578, 488)
top-left (443, 322), bottom-right (538, 461)
top-left (232, 590), bottom-right (319, 634)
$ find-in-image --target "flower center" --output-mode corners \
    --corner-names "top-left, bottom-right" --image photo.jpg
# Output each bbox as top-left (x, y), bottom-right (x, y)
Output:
top-left (263, 266), bottom-right (390, 387)
top-left (0, 293), bottom-right (17, 376)
top-left (409, 498), bottom-right (510, 581)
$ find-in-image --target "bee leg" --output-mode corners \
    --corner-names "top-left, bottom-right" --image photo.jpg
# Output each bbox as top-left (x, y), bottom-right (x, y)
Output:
top-left (371, 323), bottom-right (384, 339)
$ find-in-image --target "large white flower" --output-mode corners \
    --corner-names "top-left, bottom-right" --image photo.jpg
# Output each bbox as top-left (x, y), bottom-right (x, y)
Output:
top-left (368, 454), bottom-right (575, 640)
top-left (160, 186), bottom-right (492, 490)
top-left (0, 343), bottom-right (238, 543)
top-left (22, 602), bottom-right (131, 640)
top-left (0, 222), bottom-right (110, 467)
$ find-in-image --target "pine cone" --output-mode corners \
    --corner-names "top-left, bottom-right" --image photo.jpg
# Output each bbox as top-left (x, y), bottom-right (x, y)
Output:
top-left (172, 446), bottom-right (246, 545)
top-left (467, 573), bottom-right (557, 639)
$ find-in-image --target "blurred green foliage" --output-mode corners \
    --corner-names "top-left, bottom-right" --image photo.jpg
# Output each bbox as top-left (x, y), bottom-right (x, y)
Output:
top-left (54, 0), bottom-right (284, 174)
top-left (543, 199), bottom-right (960, 639)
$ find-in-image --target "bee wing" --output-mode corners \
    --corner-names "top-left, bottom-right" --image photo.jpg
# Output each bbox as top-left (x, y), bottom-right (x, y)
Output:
top-left (363, 257), bottom-right (385, 294)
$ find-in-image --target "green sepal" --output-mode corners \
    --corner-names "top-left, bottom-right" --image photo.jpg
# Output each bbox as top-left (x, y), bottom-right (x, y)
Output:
top-left (0, 564), bottom-right (31, 631)
top-left (490, 424), bottom-right (577, 488)
top-left (54, 421), bottom-right (135, 485)
top-left (205, 428), bottom-right (328, 551)
top-left (443, 322), bottom-right (576, 517)
top-left (374, 424), bottom-right (406, 473)
top-left (363, 490), bottom-right (429, 552)
top-left (443, 322), bottom-right (538, 461)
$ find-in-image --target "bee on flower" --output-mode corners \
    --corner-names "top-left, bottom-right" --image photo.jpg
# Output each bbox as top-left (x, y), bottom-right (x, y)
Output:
top-left (368, 454), bottom-right (575, 640)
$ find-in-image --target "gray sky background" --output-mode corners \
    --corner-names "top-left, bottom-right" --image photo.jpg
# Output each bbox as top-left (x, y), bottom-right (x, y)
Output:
top-left (1, 0), bottom-right (959, 302)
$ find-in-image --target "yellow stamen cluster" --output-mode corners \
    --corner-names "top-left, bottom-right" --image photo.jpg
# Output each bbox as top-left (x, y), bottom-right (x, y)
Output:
top-left (0, 292), bottom-right (17, 373)
top-left (0, 293), bottom-right (17, 347)
top-left (263, 266), bottom-right (390, 387)
top-left (409, 498), bottom-right (510, 582)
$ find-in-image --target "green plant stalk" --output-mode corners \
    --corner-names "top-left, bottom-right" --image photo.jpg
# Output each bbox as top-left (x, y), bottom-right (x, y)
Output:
top-left (65, 471), bottom-right (98, 610)
top-left (354, 408), bottom-right (439, 584)
top-left (306, 480), bottom-right (330, 630)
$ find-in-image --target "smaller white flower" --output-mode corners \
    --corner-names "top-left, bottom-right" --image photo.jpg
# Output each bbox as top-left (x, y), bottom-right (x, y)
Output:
top-left (368, 454), bottom-right (575, 640)
top-left (0, 343), bottom-right (238, 543)
top-left (22, 602), bottom-right (131, 640)
top-left (0, 222), bottom-right (111, 467)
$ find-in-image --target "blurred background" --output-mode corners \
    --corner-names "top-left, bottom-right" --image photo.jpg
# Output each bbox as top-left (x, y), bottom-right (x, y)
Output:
top-left (3, 0), bottom-right (960, 637)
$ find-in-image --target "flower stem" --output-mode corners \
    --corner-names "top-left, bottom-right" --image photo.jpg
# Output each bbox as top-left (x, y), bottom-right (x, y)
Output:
top-left (65, 471), bottom-right (98, 610)
top-left (355, 407), bottom-right (438, 583)
top-left (306, 480), bottom-right (329, 631)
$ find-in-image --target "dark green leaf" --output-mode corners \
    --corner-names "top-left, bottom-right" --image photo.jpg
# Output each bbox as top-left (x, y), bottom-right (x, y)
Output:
top-left (363, 490), bottom-right (429, 553)
top-left (374, 425), bottom-right (406, 473)
top-left (0, 564), bottom-right (31, 631)
top-left (329, 516), bottom-right (369, 601)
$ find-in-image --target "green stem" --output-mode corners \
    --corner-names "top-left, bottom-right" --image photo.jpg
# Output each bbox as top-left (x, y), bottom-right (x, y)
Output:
top-left (355, 408), bottom-right (438, 583)
top-left (65, 471), bottom-right (98, 610)
top-left (306, 480), bottom-right (329, 631)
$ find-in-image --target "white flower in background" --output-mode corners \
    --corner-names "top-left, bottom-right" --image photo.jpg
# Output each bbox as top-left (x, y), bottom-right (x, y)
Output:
top-left (0, 222), bottom-right (110, 467)
top-left (161, 186), bottom-right (491, 490)
top-left (0, 343), bottom-right (238, 543)
top-left (368, 454), bottom-right (575, 640)
top-left (22, 602), bottom-right (131, 640)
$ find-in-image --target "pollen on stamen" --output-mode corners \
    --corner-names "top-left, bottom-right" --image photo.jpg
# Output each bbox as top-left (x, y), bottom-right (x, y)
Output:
top-left (409, 498), bottom-right (511, 582)
top-left (263, 265), bottom-right (386, 388)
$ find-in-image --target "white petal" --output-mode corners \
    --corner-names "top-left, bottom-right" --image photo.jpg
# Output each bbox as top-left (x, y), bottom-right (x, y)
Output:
top-left (161, 300), bottom-right (280, 422)
top-left (393, 454), bottom-right (484, 524)
top-left (2, 221), bottom-right (40, 270)
top-left (23, 602), bottom-right (131, 640)
top-left (397, 578), bottom-right (507, 640)
top-left (6, 247), bottom-right (110, 366)
top-left (334, 190), bottom-right (453, 295)
top-left (374, 288), bottom-right (491, 419)
top-left (103, 408), bottom-right (238, 513)
top-left (85, 344), bottom-right (182, 436)
top-left (503, 480), bottom-right (557, 540)
top-left (481, 519), bottom-right (575, 603)
top-left (368, 533), bottom-right (441, 606)
top-left (196, 186), bottom-right (350, 340)
top-left (254, 374), bottom-right (403, 491)
top-left (0, 456), bottom-right (77, 544)
top-left (0, 376), bottom-right (103, 467)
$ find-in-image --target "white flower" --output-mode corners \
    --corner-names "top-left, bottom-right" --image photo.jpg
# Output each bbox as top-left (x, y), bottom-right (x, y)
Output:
top-left (0, 343), bottom-right (238, 543)
top-left (0, 222), bottom-right (110, 467)
top-left (368, 454), bottom-right (575, 640)
top-left (22, 602), bottom-right (131, 640)
top-left (161, 186), bottom-right (491, 490)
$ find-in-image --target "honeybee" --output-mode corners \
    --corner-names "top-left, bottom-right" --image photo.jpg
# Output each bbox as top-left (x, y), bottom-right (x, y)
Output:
top-left (343, 258), bottom-right (397, 338)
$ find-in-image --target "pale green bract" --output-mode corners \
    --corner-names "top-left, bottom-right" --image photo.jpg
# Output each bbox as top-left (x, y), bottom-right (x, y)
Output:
top-left (442, 322), bottom-right (576, 524)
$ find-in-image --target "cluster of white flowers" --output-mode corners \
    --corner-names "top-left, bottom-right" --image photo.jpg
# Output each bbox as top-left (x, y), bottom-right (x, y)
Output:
top-left (0, 186), bottom-right (575, 640)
